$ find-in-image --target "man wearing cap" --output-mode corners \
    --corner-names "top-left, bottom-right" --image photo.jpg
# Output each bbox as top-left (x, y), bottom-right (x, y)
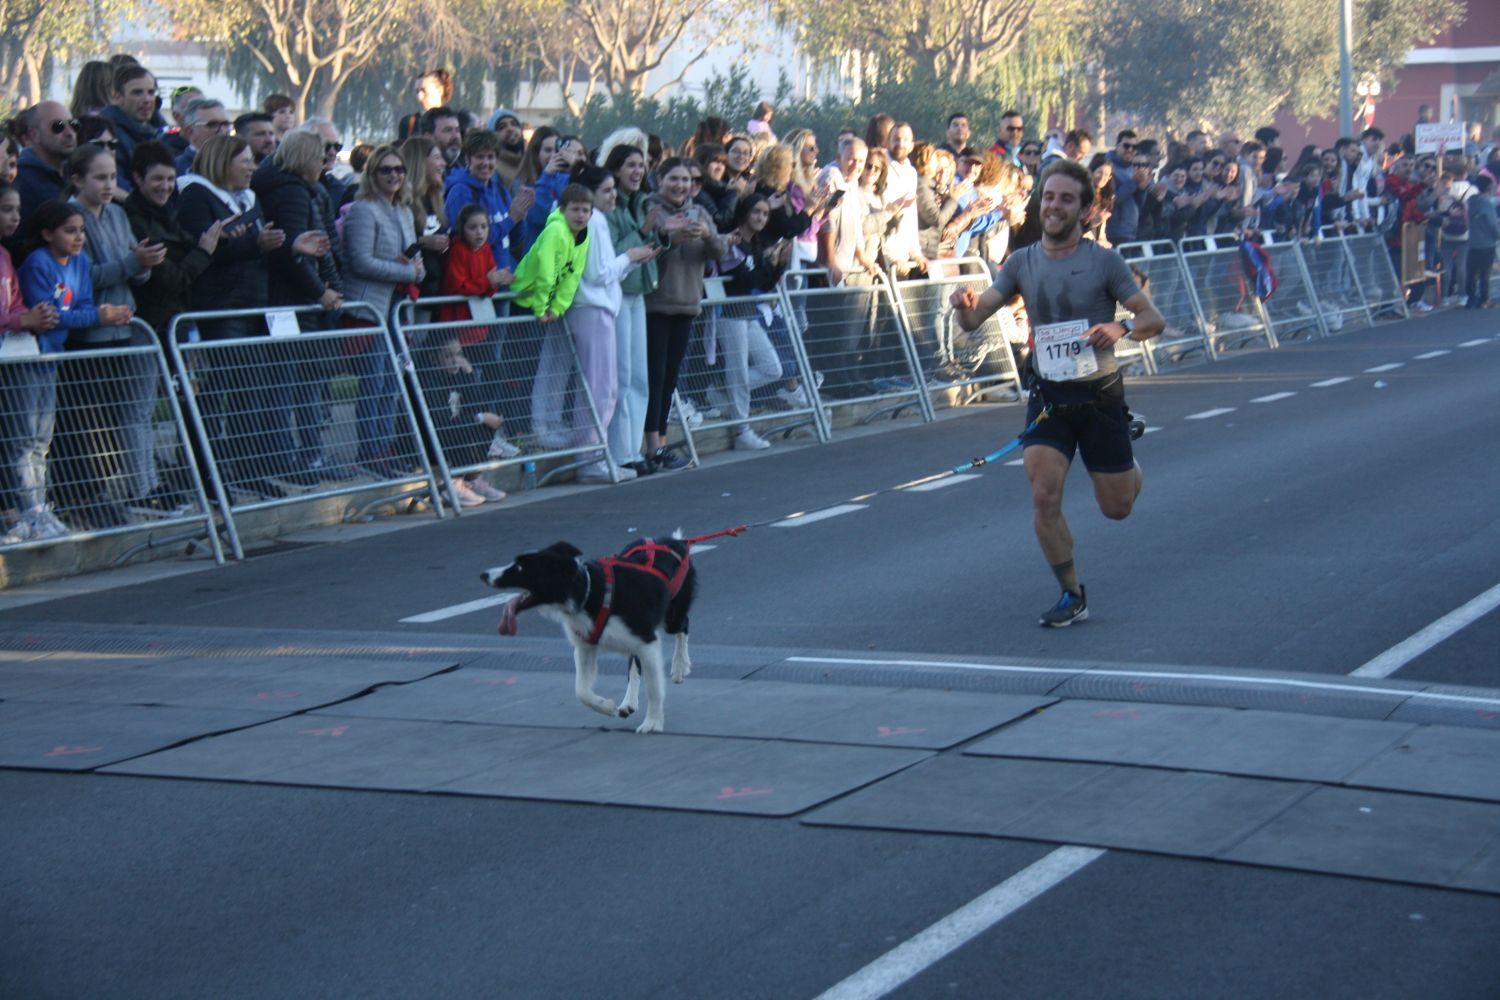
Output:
top-left (488, 108), bottom-right (526, 189)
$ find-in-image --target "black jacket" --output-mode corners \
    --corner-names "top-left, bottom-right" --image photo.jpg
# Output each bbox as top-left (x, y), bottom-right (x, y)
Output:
top-left (123, 190), bottom-right (214, 337)
top-left (175, 179), bottom-right (269, 337)
top-left (251, 158), bottom-right (328, 305)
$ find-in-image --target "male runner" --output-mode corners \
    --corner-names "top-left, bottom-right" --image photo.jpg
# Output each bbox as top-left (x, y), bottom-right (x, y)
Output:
top-left (950, 159), bottom-right (1164, 626)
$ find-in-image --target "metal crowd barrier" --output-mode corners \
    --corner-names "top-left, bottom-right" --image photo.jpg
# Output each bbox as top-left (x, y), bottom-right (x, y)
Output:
top-left (166, 302), bottom-right (444, 560)
top-left (779, 269), bottom-right (935, 425)
top-left (1303, 226), bottom-right (1373, 332)
top-left (1255, 232), bottom-right (1329, 342)
top-left (889, 257), bottom-right (1023, 406)
top-left (393, 294), bottom-right (614, 495)
top-left (1115, 240), bottom-right (1204, 369)
top-left (1340, 227), bottom-right (1409, 320)
top-left (0, 318), bottom-right (223, 561)
top-left (672, 286), bottom-right (829, 460)
top-left (1178, 234), bottom-right (1276, 356)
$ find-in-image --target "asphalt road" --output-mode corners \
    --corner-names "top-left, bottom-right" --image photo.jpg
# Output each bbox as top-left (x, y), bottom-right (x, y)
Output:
top-left (4, 307), bottom-right (1499, 998)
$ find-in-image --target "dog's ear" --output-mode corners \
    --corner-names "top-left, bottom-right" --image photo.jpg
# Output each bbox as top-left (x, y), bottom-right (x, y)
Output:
top-left (544, 541), bottom-right (583, 558)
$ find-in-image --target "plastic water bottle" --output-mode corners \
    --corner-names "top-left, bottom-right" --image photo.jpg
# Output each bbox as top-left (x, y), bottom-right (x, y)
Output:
top-left (521, 461), bottom-right (537, 491)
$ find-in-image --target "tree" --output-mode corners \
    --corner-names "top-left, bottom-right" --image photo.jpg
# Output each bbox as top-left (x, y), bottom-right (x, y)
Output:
top-left (162, 0), bottom-right (468, 121)
top-left (777, 0), bottom-right (1042, 88)
top-left (511, 0), bottom-right (753, 117)
top-left (1085, 0), bottom-right (1465, 131)
top-left (0, 0), bottom-right (138, 109)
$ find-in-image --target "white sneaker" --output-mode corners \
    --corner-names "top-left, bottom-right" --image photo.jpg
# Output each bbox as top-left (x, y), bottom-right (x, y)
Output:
top-left (488, 431), bottom-right (522, 459)
top-left (2, 513), bottom-right (39, 545)
top-left (450, 479), bottom-right (487, 507)
top-left (671, 393), bottom-right (704, 428)
top-left (467, 478), bottom-right (507, 502)
top-left (1409, 301), bottom-right (1432, 313)
top-left (734, 427), bottom-right (771, 450)
top-left (31, 505), bottom-right (70, 538)
top-left (576, 460), bottom-right (618, 483)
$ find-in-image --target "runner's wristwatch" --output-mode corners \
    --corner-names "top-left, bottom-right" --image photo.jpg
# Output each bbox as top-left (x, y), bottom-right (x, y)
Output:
top-left (1120, 318), bottom-right (1135, 339)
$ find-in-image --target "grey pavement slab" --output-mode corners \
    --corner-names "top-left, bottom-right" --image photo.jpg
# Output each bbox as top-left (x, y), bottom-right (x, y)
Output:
top-left (963, 700), bottom-right (1416, 783)
top-left (103, 714), bottom-right (586, 788)
top-left (318, 669), bottom-right (1051, 748)
top-left (1342, 725), bottom-right (1500, 803)
top-left (1388, 686), bottom-right (1500, 732)
top-left (435, 732), bottom-right (932, 816)
top-left (1223, 786), bottom-right (1500, 893)
top-left (2, 655), bottom-right (453, 714)
top-left (0, 700), bottom-right (274, 770)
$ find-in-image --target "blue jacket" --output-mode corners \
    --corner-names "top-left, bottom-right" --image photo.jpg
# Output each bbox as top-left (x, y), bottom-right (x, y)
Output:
top-left (15, 148), bottom-right (66, 223)
top-left (1105, 150), bottom-right (1141, 245)
top-left (175, 145), bottom-right (198, 177)
top-left (18, 249), bottom-right (99, 353)
top-left (513, 170), bottom-right (570, 260)
top-left (443, 166), bottom-right (517, 270)
top-left (100, 105), bottom-right (160, 194)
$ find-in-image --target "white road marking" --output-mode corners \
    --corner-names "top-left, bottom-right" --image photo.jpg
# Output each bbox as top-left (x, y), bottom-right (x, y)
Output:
top-left (772, 504), bottom-right (867, 527)
top-left (1311, 377), bottom-right (1352, 387)
top-left (1364, 363), bottom-right (1404, 372)
top-left (1413, 350), bottom-right (1450, 359)
top-left (1349, 582), bottom-right (1500, 679)
top-left (1250, 392), bottom-right (1297, 403)
top-left (904, 474), bottom-right (981, 492)
top-left (813, 847), bottom-right (1105, 1000)
top-left (1458, 339), bottom-right (1490, 348)
top-left (689, 544), bottom-right (717, 553)
top-left (401, 593), bottom-right (518, 624)
top-left (1005, 458), bottom-right (1024, 466)
top-left (1186, 407), bottom-right (1235, 420)
top-left (1143, 426), bottom-right (1162, 434)
top-left (787, 656), bottom-right (1500, 709)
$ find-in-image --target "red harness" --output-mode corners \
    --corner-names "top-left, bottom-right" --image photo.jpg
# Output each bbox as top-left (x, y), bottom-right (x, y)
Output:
top-left (584, 541), bottom-right (692, 645)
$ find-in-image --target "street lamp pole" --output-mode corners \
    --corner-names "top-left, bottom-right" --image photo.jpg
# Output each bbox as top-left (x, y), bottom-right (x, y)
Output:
top-left (1339, 0), bottom-right (1354, 137)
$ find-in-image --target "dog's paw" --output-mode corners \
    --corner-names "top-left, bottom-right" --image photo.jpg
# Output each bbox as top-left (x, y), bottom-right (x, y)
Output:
top-left (634, 717), bottom-right (664, 735)
top-left (585, 698), bottom-right (618, 717)
top-left (671, 661), bottom-right (692, 684)
top-left (616, 703), bottom-right (635, 718)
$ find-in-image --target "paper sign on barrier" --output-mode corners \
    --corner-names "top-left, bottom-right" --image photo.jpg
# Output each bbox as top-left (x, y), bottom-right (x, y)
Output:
top-left (266, 309), bottom-right (301, 338)
top-left (467, 297), bottom-right (497, 323)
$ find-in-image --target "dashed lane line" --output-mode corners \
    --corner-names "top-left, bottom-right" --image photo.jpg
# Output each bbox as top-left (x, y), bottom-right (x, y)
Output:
top-left (1458, 339), bottom-right (1491, 348)
top-left (903, 474), bottom-right (981, 492)
top-left (1349, 581), bottom-right (1500, 679)
top-left (1413, 350), bottom-right (1451, 360)
top-left (772, 504), bottom-right (868, 527)
top-left (813, 847), bottom-right (1106, 1000)
top-left (1250, 392), bottom-right (1296, 403)
top-left (1365, 363), bottom-right (1404, 373)
top-left (1311, 377), bottom-right (1352, 387)
top-left (1185, 407), bottom-right (1236, 420)
top-left (401, 593), bottom-right (518, 624)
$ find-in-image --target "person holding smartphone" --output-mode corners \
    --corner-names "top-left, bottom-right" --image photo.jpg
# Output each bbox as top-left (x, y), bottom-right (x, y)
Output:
top-left (514, 129), bottom-right (584, 258)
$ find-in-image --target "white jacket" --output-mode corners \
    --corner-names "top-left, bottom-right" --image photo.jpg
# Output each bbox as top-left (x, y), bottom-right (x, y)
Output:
top-left (572, 208), bottom-right (640, 315)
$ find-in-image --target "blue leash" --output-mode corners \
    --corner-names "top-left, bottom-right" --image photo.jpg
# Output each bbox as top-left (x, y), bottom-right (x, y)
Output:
top-left (950, 406), bottom-right (1051, 474)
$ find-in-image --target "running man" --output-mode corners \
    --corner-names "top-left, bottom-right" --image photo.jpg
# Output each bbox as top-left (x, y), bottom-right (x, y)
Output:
top-left (950, 159), bottom-right (1164, 626)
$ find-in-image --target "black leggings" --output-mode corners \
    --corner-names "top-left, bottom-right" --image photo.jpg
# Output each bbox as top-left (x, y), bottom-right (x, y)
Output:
top-left (645, 312), bottom-right (694, 437)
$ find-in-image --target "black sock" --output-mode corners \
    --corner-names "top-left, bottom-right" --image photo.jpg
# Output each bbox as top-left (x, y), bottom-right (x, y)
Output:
top-left (1050, 560), bottom-right (1081, 596)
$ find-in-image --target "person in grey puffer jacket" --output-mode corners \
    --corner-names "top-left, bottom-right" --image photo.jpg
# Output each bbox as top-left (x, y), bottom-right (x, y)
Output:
top-left (58, 142), bottom-right (166, 522)
top-left (641, 156), bottom-right (724, 470)
top-left (341, 143), bottom-right (420, 474)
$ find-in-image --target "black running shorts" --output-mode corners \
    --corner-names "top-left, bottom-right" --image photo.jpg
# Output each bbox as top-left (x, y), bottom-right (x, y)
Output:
top-left (1022, 392), bottom-right (1135, 474)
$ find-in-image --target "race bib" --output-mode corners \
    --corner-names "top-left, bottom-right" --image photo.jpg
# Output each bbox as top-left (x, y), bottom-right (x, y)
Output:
top-left (1033, 319), bottom-right (1098, 382)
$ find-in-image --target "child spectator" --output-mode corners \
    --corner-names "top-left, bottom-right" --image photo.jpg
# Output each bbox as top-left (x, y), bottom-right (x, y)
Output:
top-left (511, 183), bottom-right (593, 449)
top-left (410, 331), bottom-right (509, 507)
top-left (11, 200), bottom-right (132, 540)
top-left (436, 203), bottom-right (520, 461)
top-left (443, 129), bottom-right (531, 273)
top-left (1464, 174), bottom-right (1497, 310)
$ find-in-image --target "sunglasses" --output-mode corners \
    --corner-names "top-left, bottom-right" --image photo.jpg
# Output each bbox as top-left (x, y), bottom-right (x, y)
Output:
top-left (50, 119), bottom-right (81, 135)
top-left (94, 139), bottom-right (120, 150)
top-left (375, 165), bottom-right (407, 176)
top-left (324, 143), bottom-right (343, 155)
top-left (1005, 125), bottom-right (1024, 133)
top-left (1120, 142), bottom-right (1137, 150)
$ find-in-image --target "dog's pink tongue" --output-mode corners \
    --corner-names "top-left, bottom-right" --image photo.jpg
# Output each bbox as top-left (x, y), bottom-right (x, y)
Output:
top-left (497, 596), bottom-right (520, 636)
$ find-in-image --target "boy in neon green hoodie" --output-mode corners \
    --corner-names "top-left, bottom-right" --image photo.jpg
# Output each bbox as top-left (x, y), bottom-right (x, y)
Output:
top-left (511, 183), bottom-right (593, 323)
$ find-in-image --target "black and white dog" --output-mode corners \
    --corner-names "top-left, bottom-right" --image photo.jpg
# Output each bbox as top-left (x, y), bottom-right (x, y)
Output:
top-left (480, 532), bottom-right (696, 734)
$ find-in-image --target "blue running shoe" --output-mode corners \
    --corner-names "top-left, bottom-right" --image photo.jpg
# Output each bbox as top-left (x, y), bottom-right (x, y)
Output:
top-left (1039, 586), bottom-right (1088, 627)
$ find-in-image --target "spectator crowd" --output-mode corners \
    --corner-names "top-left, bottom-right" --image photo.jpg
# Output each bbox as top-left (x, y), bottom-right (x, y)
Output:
top-left (3, 56), bottom-right (1499, 543)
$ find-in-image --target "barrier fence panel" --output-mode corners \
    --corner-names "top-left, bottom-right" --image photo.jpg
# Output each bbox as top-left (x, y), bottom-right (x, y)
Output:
top-left (1116, 241), bottom-right (1206, 369)
top-left (1255, 233), bottom-right (1329, 342)
top-left (167, 302), bottom-right (443, 560)
top-left (1178, 235), bottom-right (1276, 356)
top-left (1341, 228), bottom-right (1409, 320)
top-left (779, 270), bottom-right (935, 426)
top-left (672, 288), bottom-right (829, 459)
top-left (394, 295), bottom-right (615, 495)
top-left (889, 257), bottom-right (1023, 407)
top-left (1303, 226), bottom-right (1373, 332)
top-left (0, 319), bottom-right (222, 561)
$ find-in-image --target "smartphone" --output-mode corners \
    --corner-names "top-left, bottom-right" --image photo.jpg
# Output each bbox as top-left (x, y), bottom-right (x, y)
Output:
top-left (402, 242), bottom-right (421, 259)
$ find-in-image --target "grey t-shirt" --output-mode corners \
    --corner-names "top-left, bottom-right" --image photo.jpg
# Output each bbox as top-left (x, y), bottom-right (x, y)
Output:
top-left (991, 240), bottom-right (1140, 386)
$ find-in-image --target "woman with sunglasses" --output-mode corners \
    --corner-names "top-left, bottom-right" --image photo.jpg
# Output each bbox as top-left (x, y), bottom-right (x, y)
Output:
top-left (342, 145), bottom-right (422, 477)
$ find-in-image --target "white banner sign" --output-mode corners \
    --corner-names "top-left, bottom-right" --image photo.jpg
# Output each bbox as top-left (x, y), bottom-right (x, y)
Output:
top-left (1414, 122), bottom-right (1465, 155)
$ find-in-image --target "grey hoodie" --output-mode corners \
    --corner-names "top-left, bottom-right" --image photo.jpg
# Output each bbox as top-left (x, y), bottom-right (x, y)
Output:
top-left (70, 198), bottom-right (146, 345)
